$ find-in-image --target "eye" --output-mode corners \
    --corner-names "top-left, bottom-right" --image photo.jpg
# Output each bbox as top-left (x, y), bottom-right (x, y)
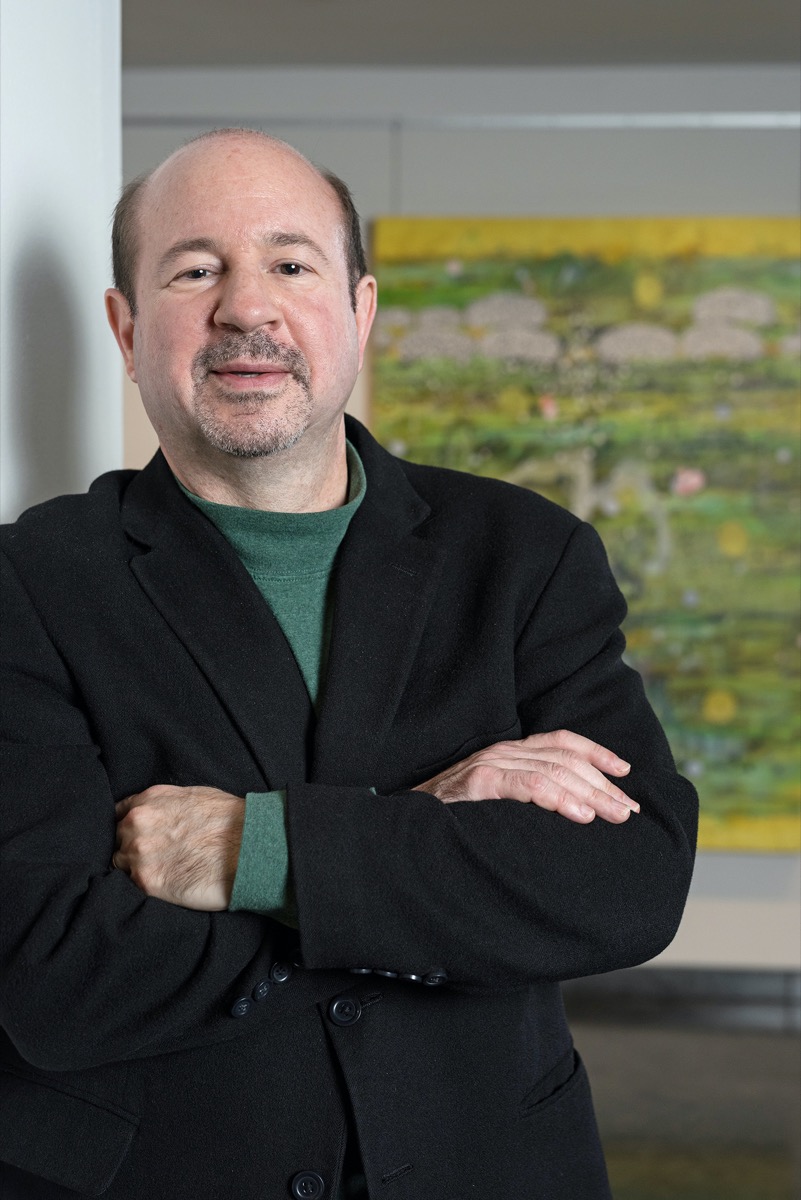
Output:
top-left (179, 268), bottom-right (212, 280)
top-left (277, 262), bottom-right (307, 276)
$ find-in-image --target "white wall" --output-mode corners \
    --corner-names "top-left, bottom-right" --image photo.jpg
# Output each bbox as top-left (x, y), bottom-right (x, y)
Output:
top-left (121, 65), bottom-right (801, 969)
top-left (0, 0), bottom-right (122, 523)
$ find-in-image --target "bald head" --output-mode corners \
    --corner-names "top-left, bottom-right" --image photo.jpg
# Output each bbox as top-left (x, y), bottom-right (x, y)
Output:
top-left (112, 128), bottom-right (367, 315)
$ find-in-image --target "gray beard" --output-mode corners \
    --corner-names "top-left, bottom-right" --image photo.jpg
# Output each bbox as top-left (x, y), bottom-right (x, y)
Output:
top-left (190, 332), bottom-right (313, 459)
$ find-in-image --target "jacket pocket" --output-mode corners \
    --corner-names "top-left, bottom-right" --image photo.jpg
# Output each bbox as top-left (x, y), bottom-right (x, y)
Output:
top-left (518, 1048), bottom-right (584, 1118)
top-left (512, 1050), bottom-right (612, 1198)
top-left (0, 1067), bottom-right (138, 1196)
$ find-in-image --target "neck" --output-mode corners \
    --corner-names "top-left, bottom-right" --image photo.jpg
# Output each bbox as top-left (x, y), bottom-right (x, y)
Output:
top-left (163, 421), bottom-right (349, 512)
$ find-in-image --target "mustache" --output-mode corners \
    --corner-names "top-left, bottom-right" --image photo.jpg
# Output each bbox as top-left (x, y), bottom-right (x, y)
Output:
top-left (193, 333), bottom-right (310, 386)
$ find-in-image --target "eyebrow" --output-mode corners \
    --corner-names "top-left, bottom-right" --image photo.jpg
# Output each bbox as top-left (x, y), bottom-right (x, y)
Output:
top-left (157, 231), bottom-right (332, 274)
top-left (269, 231), bottom-right (331, 265)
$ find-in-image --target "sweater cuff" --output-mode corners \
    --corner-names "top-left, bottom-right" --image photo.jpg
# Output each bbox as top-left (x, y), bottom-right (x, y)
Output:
top-left (229, 790), bottom-right (297, 927)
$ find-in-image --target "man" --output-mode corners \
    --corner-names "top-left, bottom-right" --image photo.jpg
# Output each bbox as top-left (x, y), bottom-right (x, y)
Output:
top-left (0, 129), bottom-right (697, 1199)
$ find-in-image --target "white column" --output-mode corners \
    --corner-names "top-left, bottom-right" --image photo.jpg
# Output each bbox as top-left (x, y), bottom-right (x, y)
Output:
top-left (0, 0), bottom-right (122, 522)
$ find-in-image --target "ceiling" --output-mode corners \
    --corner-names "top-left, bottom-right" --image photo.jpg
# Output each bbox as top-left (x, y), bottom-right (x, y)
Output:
top-left (122, 0), bottom-right (801, 68)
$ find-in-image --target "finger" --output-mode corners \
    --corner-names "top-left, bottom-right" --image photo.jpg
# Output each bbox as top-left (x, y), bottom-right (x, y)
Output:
top-left (539, 753), bottom-right (638, 811)
top-left (493, 767), bottom-right (598, 820)
top-left (528, 760), bottom-right (638, 821)
top-left (519, 731), bottom-right (631, 775)
top-left (561, 787), bottom-right (633, 823)
top-left (483, 763), bottom-right (637, 824)
top-left (115, 789), bottom-right (154, 818)
top-left (473, 738), bottom-right (631, 784)
top-left (471, 747), bottom-right (639, 811)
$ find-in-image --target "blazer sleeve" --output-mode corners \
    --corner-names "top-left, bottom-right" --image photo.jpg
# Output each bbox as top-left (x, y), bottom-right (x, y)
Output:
top-left (285, 521), bottom-right (698, 987)
top-left (0, 550), bottom-right (279, 1073)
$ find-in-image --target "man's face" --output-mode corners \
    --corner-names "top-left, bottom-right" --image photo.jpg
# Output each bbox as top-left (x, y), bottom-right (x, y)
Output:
top-left (107, 136), bottom-right (375, 467)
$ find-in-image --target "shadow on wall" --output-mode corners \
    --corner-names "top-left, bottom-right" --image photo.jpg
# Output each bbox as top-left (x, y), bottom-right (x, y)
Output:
top-left (7, 234), bottom-right (87, 516)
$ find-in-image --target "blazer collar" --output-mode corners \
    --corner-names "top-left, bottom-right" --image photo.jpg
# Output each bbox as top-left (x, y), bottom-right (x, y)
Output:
top-left (311, 419), bottom-right (445, 784)
top-left (121, 451), bottom-right (313, 788)
top-left (119, 419), bottom-right (444, 788)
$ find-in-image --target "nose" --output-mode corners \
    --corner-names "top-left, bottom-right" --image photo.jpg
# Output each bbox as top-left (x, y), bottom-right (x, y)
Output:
top-left (213, 268), bottom-right (283, 334)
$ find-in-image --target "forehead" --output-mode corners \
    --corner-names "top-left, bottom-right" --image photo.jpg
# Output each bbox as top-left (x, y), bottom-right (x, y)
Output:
top-left (138, 136), bottom-right (343, 260)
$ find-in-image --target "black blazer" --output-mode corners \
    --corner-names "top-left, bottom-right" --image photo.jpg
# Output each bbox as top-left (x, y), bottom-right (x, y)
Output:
top-left (0, 417), bottom-right (697, 1199)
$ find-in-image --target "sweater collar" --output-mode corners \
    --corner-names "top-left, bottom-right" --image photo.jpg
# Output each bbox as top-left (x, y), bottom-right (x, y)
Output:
top-left (176, 441), bottom-right (366, 579)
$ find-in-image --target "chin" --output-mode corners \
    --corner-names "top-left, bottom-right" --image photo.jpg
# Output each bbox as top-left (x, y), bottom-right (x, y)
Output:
top-left (198, 417), bottom-right (309, 460)
top-left (194, 390), bottom-right (313, 460)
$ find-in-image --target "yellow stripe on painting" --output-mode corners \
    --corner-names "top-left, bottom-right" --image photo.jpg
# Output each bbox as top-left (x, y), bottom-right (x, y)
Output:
top-left (372, 217), bottom-right (801, 263)
top-left (698, 813), bottom-right (801, 853)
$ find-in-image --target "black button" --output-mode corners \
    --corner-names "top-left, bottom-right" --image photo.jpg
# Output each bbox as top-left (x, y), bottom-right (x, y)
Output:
top-left (292, 952), bottom-right (305, 969)
top-left (399, 973), bottom-right (424, 984)
top-left (230, 996), bottom-right (252, 1018)
top-left (290, 1171), bottom-right (326, 1199)
top-left (270, 961), bottom-right (293, 984)
top-left (373, 969), bottom-right (398, 978)
top-left (328, 995), bottom-right (362, 1027)
top-left (252, 979), bottom-right (271, 1002)
top-left (423, 968), bottom-right (449, 987)
top-left (349, 966), bottom-right (373, 975)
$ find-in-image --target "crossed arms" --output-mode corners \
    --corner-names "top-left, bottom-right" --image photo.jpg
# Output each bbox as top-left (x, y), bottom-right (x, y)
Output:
top-left (1, 502), bottom-right (697, 1070)
top-left (114, 730), bottom-right (639, 911)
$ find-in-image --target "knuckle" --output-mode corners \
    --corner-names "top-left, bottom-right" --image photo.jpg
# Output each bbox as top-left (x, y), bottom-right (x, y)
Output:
top-left (527, 772), bottom-right (550, 797)
top-left (122, 835), bottom-right (141, 859)
top-left (471, 763), bottom-right (497, 789)
top-left (549, 762), bottom-right (572, 787)
top-left (532, 782), bottom-right (559, 809)
top-left (146, 783), bottom-right (171, 797)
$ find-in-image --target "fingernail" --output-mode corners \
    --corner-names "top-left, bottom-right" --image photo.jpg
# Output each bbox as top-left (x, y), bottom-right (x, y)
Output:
top-left (579, 805), bottom-right (595, 819)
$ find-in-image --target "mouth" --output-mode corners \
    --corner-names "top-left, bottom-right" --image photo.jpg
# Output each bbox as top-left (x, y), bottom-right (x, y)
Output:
top-left (209, 361), bottom-right (292, 389)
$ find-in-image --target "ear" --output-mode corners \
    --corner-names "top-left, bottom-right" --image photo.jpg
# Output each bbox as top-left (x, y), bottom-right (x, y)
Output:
top-left (353, 274), bottom-right (377, 371)
top-left (105, 288), bottom-right (138, 382)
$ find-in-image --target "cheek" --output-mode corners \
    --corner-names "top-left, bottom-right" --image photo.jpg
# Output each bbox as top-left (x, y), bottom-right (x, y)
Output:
top-left (292, 298), bottom-right (359, 362)
top-left (134, 316), bottom-right (196, 388)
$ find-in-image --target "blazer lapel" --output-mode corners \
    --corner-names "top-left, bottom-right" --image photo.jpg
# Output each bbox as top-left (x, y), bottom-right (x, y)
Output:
top-left (311, 424), bottom-right (445, 785)
top-left (121, 453), bottom-right (313, 788)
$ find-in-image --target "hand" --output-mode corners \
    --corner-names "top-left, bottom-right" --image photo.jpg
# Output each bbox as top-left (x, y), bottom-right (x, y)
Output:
top-left (412, 730), bottom-right (638, 824)
top-left (113, 785), bottom-right (245, 910)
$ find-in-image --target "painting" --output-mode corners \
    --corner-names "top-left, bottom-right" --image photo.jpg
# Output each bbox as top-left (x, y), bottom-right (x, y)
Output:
top-left (370, 216), bottom-right (801, 851)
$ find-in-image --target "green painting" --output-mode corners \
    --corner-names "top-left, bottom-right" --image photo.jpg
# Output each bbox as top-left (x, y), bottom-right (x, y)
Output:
top-left (370, 217), bottom-right (801, 851)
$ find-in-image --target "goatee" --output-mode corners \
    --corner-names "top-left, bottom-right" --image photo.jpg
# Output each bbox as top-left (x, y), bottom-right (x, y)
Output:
top-left (191, 332), bottom-right (314, 459)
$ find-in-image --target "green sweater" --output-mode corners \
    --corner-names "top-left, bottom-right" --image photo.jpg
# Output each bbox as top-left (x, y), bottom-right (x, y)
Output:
top-left (180, 443), bottom-right (366, 921)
